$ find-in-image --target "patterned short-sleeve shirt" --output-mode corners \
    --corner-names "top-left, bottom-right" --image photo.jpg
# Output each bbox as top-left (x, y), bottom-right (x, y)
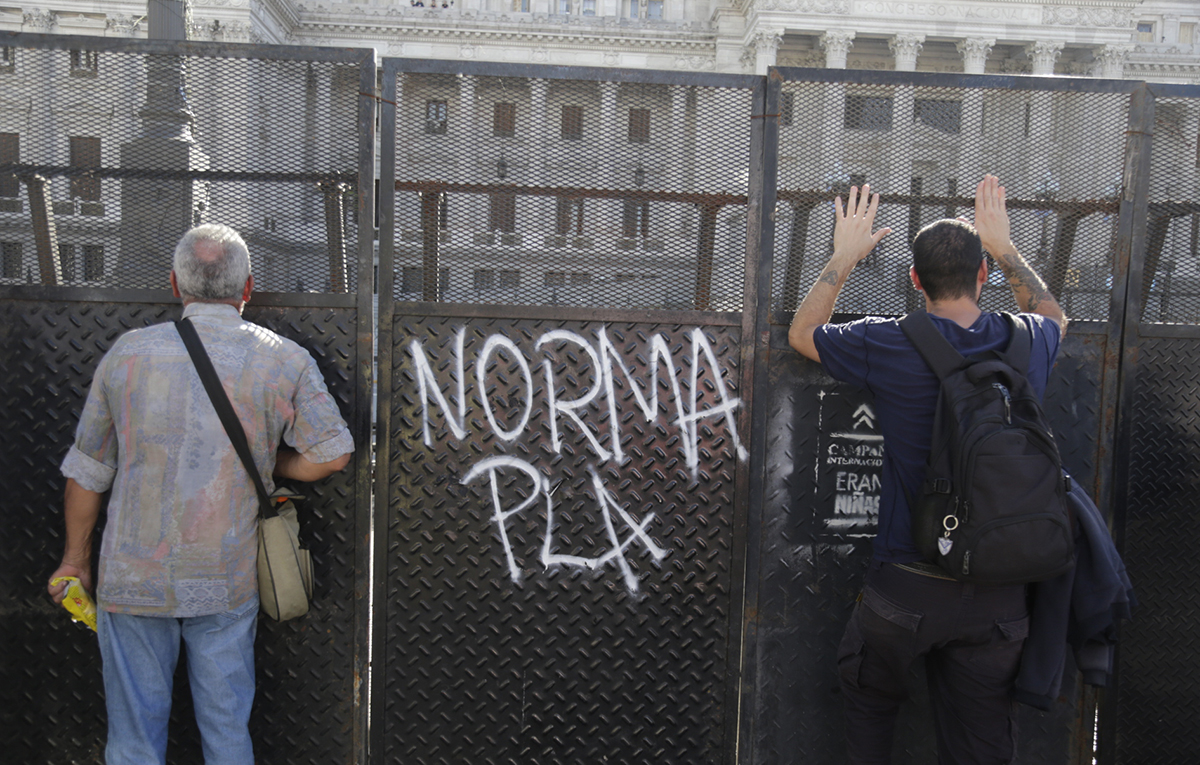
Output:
top-left (61, 302), bottom-right (354, 617)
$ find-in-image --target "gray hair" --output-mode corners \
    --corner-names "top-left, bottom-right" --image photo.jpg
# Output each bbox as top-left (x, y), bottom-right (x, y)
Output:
top-left (172, 224), bottom-right (252, 301)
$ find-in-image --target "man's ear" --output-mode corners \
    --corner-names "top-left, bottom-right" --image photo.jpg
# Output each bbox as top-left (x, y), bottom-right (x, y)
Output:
top-left (170, 270), bottom-right (181, 299)
top-left (910, 266), bottom-right (924, 294)
top-left (242, 274), bottom-right (254, 304)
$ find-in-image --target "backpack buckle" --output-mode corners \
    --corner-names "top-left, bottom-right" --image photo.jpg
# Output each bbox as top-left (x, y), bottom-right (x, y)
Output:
top-left (929, 478), bottom-right (952, 494)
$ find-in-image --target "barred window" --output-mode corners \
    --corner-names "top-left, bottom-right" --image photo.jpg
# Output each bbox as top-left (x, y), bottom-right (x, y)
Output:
top-left (473, 268), bottom-right (495, 290)
top-left (70, 136), bottom-right (101, 201)
top-left (0, 46), bottom-right (14, 74)
top-left (0, 133), bottom-right (18, 198)
top-left (489, 193), bottom-right (516, 232)
top-left (556, 197), bottom-right (583, 235)
top-left (628, 108), bottom-right (651, 143)
top-left (493, 102), bottom-right (515, 138)
top-left (82, 244), bottom-right (104, 281)
top-left (780, 92), bottom-right (794, 127)
top-left (2, 241), bottom-right (21, 279)
top-left (69, 49), bottom-right (98, 76)
top-left (425, 100), bottom-right (448, 135)
top-left (58, 243), bottom-right (75, 280)
top-left (498, 269), bottom-right (520, 289)
top-left (914, 99), bottom-right (961, 134)
top-left (844, 95), bottom-right (893, 131)
top-left (402, 265), bottom-right (450, 294)
top-left (1136, 22), bottom-right (1154, 43)
top-left (561, 105), bottom-right (583, 140)
top-left (622, 200), bottom-right (649, 238)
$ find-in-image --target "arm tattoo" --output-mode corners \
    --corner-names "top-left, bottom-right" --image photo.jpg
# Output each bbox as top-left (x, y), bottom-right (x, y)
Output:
top-left (818, 268), bottom-right (839, 286)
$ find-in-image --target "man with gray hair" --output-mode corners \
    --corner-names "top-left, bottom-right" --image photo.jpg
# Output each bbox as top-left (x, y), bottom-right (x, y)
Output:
top-left (48, 224), bottom-right (354, 765)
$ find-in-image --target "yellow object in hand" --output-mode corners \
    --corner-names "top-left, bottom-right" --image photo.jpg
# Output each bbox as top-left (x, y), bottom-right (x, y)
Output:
top-left (51, 576), bottom-right (97, 632)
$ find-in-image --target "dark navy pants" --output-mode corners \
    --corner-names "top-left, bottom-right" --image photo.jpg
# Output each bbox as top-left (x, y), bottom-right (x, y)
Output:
top-left (837, 562), bottom-right (1029, 765)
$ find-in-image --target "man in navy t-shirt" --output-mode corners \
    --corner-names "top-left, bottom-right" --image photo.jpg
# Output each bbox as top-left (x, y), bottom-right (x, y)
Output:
top-left (789, 175), bottom-right (1067, 764)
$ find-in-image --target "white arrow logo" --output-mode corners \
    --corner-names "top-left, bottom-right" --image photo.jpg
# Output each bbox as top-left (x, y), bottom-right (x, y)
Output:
top-left (853, 404), bottom-right (876, 431)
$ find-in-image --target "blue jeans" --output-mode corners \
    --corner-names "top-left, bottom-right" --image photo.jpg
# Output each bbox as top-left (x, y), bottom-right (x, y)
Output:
top-left (97, 597), bottom-right (258, 765)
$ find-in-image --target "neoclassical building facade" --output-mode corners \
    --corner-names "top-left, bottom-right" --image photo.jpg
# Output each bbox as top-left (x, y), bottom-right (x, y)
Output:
top-left (2, 0), bottom-right (1198, 84)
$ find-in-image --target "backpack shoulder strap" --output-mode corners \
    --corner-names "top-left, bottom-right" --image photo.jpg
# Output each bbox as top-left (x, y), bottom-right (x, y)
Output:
top-left (899, 311), bottom-right (965, 381)
top-left (1000, 312), bottom-right (1032, 374)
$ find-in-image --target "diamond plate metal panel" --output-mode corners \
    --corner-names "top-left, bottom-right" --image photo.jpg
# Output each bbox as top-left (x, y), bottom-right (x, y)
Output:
top-left (382, 313), bottom-right (744, 764)
top-left (0, 298), bottom-right (361, 765)
top-left (1117, 335), bottom-right (1200, 764)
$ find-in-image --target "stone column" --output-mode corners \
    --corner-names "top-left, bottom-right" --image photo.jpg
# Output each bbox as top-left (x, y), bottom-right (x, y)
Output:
top-left (600, 80), bottom-right (619, 191)
top-left (529, 78), bottom-right (547, 186)
top-left (893, 83), bottom-right (915, 194)
top-left (821, 30), bottom-right (855, 69)
top-left (889, 33), bottom-right (924, 72)
top-left (957, 37), bottom-right (994, 74)
top-left (1095, 44), bottom-right (1133, 79)
top-left (457, 74), bottom-right (477, 178)
top-left (119, 0), bottom-right (210, 287)
top-left (671, 84), bottom-right (688, 234)
top-left (749, 30), bottom-right (782, 76)
top-left (1026, 41), bottom-right (1064, 76)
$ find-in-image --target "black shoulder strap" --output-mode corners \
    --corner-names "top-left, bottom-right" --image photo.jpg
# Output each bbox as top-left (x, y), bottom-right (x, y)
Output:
top-left (899, 311), bottom-right (964, 381)
top-left (1000, 312), bottom-right (1032, 374)
top-left (176, 318), bottom-right (277, 519)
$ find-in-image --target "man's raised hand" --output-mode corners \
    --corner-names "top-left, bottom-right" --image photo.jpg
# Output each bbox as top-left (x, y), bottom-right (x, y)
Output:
top-left (832, 184), bottom-right (892, 266)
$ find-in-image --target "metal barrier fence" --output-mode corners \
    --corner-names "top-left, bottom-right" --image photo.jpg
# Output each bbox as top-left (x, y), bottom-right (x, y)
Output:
top-left (1, 29), bottom-right (1199, 765)
top-left (373, 58), bottom-right (762, 765)
top-left (0, 31), bottom-right (376, 765)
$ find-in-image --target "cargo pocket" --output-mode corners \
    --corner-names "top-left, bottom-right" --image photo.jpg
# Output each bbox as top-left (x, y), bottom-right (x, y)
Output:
top-left (996, 614), bottom-right (1029, 643)
top-left (861, 585), bottom-right (923, 633)
top-left (837, 606), bottom-right (868, 690)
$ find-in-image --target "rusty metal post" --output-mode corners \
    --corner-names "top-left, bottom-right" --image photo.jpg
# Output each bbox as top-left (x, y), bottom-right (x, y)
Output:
top-left (420, 190), bottom-right (441, 301)
top-left (20, 174), bottom-right (61, 285)
top-left (321, 180), bottom-right (349, 293)
top-left (694, 203), bottom-right (720, 310)
top-left (1047, 210), bottom-right (1084, 299)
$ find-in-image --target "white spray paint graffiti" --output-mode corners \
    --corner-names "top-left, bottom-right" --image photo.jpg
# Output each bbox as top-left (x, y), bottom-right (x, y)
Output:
top-left (412, 324), bottom-right (745, 592)
top-left (410, 326), bottom-right (748, 476)
top-left (461, 456), bottom-right (668, 592)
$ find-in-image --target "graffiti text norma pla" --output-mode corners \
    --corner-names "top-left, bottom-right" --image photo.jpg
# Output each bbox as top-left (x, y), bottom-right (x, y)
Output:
top-left (409, 326), bottom-right (748, 478)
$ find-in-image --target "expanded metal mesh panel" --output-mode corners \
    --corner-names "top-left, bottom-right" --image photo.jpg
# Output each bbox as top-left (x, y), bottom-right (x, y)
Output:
top-left (771, 76), bottom-right (1128, 322)
top-left (1139, 94), bottom-right (1200, 324)
top-left (382, 314), bottom-right (743, 763)
top-left (1117, 335), bottom-right (1200, 764)
top-left (0, 298), bottom-right (361, 764)
top-left (0, 41), bottom-right (362, 292)
top-left (748, 328), bottom-right (1102, 764)
top-left (388, 68), bottom-right (752, 310)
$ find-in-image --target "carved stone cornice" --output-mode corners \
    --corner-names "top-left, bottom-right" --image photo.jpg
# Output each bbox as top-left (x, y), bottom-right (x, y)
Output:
top-left (750, 0), bottom-right (849, 13)
top-left (957, 37), bottom-right (994, 74)
top-left (22, 9), bottom-right (57, 32)
top-left (1042, 6), bottom-right (1134, 29)
top-left (674, 54), bottom-right (715, 71)
top-left (820, 29), bottom-right (855, 68)
top-left (106, 14), bottom-right (143, 37)
top-left (888, 33), bottom-right (924, 72)
top-left (1025, 40), bottom-right (1064, 76)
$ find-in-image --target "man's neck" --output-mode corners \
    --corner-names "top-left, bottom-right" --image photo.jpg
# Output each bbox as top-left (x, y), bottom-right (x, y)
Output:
top-left (924, 297), bottom-right (982, 329)
top-left (182, 298), bottom-right (245, 314)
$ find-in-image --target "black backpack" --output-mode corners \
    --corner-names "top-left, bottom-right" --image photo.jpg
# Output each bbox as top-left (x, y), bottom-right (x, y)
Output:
top-left (900, 311), bottom-right (1074, 585)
